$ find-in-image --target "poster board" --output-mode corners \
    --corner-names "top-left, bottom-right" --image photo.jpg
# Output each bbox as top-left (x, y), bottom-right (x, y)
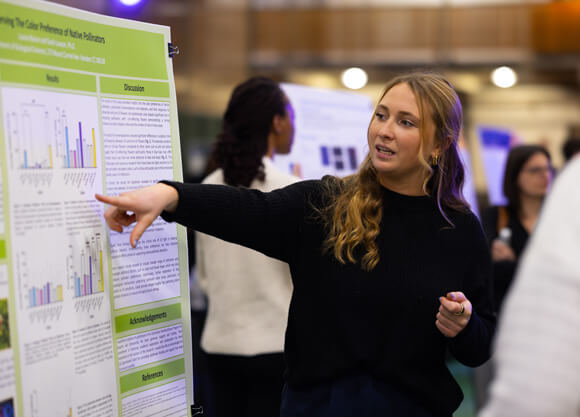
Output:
top-left (273, 83), bottom-right (374, 179)
top-left (478, 126), bottom-right (514, 206)
top-left (0, 1), bottom-right (193, 416)
top-left (458, 135), bottom-right (480, 218)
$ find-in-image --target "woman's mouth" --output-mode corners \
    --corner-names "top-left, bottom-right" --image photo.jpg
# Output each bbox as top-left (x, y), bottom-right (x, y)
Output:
top-left (376, 144), bottom-right (395, 156)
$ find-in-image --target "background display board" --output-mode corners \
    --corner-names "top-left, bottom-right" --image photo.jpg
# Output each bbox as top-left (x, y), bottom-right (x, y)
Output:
top-left (274, 83), bottom-right (374, 179)
top-left (478, 126), bottom-right (515, 207)
top-left (0, 1), bottom-right (193, 416)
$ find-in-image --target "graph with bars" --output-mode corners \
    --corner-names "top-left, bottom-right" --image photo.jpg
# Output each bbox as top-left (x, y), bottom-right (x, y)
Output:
top-left (28, 282), bottom-right (64, 308)
top-left (320, 145), bottom-right (358, 171)
top-left (63, 121), bottom-right (97, 169)
top-left (69, 233), bottom-right (104, 298)
top-left (2, 87), bottom-right (99, 171)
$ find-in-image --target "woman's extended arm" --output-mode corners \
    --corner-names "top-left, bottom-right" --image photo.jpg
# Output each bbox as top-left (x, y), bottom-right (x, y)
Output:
top-left (97, 180), bottom-right (320, 262)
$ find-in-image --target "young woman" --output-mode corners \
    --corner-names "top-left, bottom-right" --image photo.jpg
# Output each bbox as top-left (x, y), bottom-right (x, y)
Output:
top-left (97, 72), bottom-right (495, 417)
top-left (196, 76), bottom-right (298, 417)
top-left (481, 145), bottom-right (553, 312)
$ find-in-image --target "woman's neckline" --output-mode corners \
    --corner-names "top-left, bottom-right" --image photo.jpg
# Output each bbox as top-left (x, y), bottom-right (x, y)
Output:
top-left (380, 185), bottom-right (433, 209)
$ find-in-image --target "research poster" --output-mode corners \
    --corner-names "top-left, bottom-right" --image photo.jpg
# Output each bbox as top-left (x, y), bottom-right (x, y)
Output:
top-left (274, 83), bottom-right (374, 179)
top-left (478, 126), bottom-right (514, 206)
top-left (0, 1), bottom-right (193, 416)
top-left (458, 135), bottom-right (479, 218)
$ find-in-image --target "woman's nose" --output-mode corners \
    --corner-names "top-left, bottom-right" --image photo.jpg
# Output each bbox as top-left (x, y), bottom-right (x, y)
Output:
top-left (378, 119), bottom-right (395, 139)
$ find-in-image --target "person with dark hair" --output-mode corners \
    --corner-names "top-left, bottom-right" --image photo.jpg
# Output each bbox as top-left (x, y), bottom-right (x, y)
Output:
top-left (475, 145), bottom-right (553, 410)
top-left (481, 144), bottom-right (553, 312)
top-left (479, 157), bottom-right (580, 417)
top-left (562, 135), bottom-right (580, 162)
top-left (194, 76), bottom-right (298, 417)
top-left (204, 76), bottom-right (295, 187)
top-left (96, 72), bottom-right (495, 417)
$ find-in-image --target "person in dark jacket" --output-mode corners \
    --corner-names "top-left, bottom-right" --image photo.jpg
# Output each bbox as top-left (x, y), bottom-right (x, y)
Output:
top-left (97, 71), bottom-right (495, 417)
top-left (481, 144), bottom-right (553, 312)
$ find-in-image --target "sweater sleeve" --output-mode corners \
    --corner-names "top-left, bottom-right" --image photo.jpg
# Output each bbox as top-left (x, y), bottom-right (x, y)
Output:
top-left (479, 159), bottom-right (580, 417)
top-left (448, 214), bottom-right (496, 367)
top-left (159, 179), bottom-right (321, 263)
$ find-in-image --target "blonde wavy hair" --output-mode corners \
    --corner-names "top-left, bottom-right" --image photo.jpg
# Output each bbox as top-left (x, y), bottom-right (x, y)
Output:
top-left (320, 72), bottom-right (469, 271)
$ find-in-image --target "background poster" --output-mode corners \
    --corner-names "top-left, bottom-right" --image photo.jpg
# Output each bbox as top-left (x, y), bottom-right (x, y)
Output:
top-left (478, 126), bottom-right (516, 207)
top-left (274, 83), bottom-right (374, 179)
top-left (0, 1), bottom-right (193, 416)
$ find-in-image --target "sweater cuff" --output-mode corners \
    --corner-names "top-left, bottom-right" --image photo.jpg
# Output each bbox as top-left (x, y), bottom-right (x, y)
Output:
top-left (158, 180), bottom-right (182, 223)
top-left (452, 309), bottom-right (478, 344)
top-left (448, 310), bottom-right (492, 366)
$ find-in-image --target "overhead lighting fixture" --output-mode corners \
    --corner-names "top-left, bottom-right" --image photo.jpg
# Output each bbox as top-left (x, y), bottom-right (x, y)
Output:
top-left (491, 66), bottom-right (517, 88)
top-left (119, 0), bottom-right (143, 6)
top-left (341, 67), bottom-right (368, 90)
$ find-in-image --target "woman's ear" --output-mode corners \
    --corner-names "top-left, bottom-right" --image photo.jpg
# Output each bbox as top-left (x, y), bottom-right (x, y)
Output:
top-left (443, 134), bottom-right (453, 150)
top-left (271, 114), bottom-right (283, 135)
top-left (431, 135), bottom-right (451, 158)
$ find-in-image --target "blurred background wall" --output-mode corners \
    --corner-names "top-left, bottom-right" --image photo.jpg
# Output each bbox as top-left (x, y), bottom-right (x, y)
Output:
top-left (48, 0), bottom-right (580, 205)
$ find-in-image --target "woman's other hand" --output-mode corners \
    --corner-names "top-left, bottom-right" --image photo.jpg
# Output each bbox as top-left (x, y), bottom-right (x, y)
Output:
top-left (95, 183), bottom-right (179, 248)
top-left (436, 291), bottom-right (472, 338)
top-left (490, 239), bottom-right (516, 262)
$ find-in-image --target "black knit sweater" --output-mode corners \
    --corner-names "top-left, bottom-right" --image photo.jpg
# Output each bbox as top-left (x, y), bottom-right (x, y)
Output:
top-left (161, 179), bottom-right (495, 417)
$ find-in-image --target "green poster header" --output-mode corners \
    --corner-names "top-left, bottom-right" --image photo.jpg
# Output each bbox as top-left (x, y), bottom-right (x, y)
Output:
top-left (101, 76), bottom-right (169, 98)
top-left (119, 358), bottom-right (185, 393)
top-left (115, 303), bottom-right (181, 333)
top-left (0, 2), bottom-right (168, 80)
top-left (0, 63), bottom-right (96, 92)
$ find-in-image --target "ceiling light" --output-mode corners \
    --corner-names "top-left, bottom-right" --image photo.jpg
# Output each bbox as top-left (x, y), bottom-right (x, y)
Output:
top-left (341, 68), bottom-right (368, 90)
top-left (119, 0), bottom-right (143, 6)
top-left (491, 66), bottom-right (517, 88)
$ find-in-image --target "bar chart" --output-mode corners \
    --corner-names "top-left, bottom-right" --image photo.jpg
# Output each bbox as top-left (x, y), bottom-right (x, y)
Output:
top-left (28, 282), bottom-right (64, 308)
top-left (320, 145), bottom-right (358, 172)
top-left (14, 250), bottom-right (64, 323)
top-left (4, 101), bottom-right (54, 169)
top-left (68, 233), bottom-right (104, 299)
top-left (62, 121), bottom-right (98, 169)
top-left (1, 87), bottom-right (99, 172)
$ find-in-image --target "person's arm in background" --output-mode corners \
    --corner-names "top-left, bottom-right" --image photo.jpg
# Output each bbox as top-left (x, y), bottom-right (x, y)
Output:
top-left (479, 159), bottom-right (580, 417)
top-left (481, 206), bottom-right (516, 311)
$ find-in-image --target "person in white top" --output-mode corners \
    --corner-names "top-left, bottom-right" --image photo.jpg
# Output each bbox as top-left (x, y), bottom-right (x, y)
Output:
top-left (196, 76), bottom-right (298, 417)
top-left (479, 156), bottom-right (580, 417)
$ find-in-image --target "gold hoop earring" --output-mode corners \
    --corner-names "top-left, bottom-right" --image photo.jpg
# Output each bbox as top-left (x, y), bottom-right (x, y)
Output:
top-left (431, 154), bottom-right (439, 166)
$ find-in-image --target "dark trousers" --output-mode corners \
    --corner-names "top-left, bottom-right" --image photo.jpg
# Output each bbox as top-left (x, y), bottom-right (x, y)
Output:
top-left (280, 373), bottom-right (437, 417)
top-left (205, 352), bottom-right (285, 417)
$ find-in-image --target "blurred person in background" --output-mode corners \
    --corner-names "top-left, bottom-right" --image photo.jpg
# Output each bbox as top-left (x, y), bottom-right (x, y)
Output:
top-left (195, 76), bottom-right (298, 417)
top-left (562, 134), bottom-right (580, 163)
top-left (96, 71), bottom-right (495, 417)
top-left (481, 145), bottom-right (553, 313)
top-left (475, 144), bottom-right (553, 410)
top-left (479, 156), bottom-right (580, 417)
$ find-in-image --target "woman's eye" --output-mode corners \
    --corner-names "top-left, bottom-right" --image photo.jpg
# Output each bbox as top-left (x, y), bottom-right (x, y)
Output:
top-left (400, 119), bottom-right (415, 127)
top-left (375, 112), bottom-right (386, 120)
